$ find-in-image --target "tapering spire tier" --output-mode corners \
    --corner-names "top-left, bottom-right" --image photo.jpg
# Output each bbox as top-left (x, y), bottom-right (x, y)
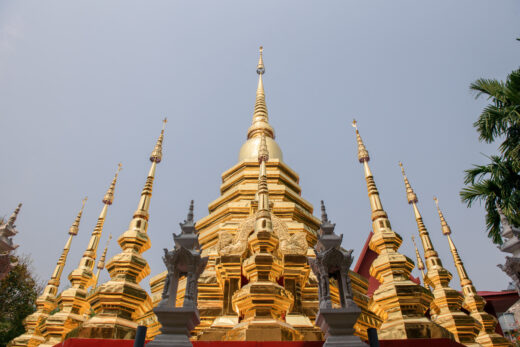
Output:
top-left (103, 163), bottom-right (122, 205)
top-left (412, 235), bottom-right (426, 284)
top-left (239, 47), bottom-right (283, 162)
top-left (9, 199), bottom-right (86, 347)
top-left (399, 163), bottom-right (482, 345)
top-left (436, 197), bottom-right (511, 347)
top-left (92, 234), bottom-right (112, 290)
top-left (39, 166), bottom-right (121, 347)
top-left (80, 120), bottom-right (166, 339)
top-left (69, 197), bottom-right (87, 236)
top-left (352, 121), bottom-right (451, 340)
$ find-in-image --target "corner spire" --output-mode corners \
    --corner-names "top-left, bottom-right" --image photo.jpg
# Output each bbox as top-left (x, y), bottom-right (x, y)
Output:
top-left (434, 197), bottom-right (452, 236)
top-left (247, 46), bottom-right (274, 140)
top-left (398, 162), bottom-right (441, 266)
top-left (92, 234), bottom-right (112, 290)
top-left (103, 163), bottom-right (122, 205)
top-left (351, 120), bottom-right (452, 340)
top-left (8, 198), bottom-right (86, 346)
top-left (399, 164), bottom-right (482, 344)
top-left (352, 120), bottom-right (369, 163)
top-left (399, 162), bottom-right (418, 204)
top-left (150, 118), bottom-right (167, 163)
top-left (81, 120), bottom-right (167, 337)
top-left (69, 197), bottom-right (87, 236)
top-left (412, 235), bottom-right (426, 284)
top-left (8, 203), bottom-right (22, 226)
top-left (437, 197), bottom-right (511, 346)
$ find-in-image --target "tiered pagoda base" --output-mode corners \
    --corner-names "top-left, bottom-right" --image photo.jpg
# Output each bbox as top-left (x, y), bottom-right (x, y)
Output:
top-left (52, 338), bottom-right (468, 347)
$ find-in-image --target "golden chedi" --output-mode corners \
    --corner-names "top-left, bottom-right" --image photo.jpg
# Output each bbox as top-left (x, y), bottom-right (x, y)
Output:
top-left (399, 163), bottom-right (482, 346)
top-left (434, 197), bottom-right (512, 347)
top-left (39, 165), bottom-right (121, 347)
top-left (9, 198), bottom-right (87, 347)
top-left (147, 47), bottom-right (379, 342)
top-left (352, 121), bottom-right (452, 340)
top-left (79, 120), bottom-right (167, 339)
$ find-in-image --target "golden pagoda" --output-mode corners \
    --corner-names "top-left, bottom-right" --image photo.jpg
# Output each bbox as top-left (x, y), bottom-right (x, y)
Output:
top-left (147, 47), bottom-right (380, 342)
top-left (38, 165), bottom-right (121, 347)
top-left (434, 197), bottom-right (512, 347)
top-left (399, 162), bottom-right (482, 346)
top-left (351, 121), bottom-right (451, 340)
top-left (78, 119), bottom-right (167, 339)
top-left (9, 198), bottom-right (87, 347)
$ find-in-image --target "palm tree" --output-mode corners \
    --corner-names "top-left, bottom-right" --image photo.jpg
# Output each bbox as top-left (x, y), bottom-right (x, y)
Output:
top-left (470, 68), bottom-right (520, 161)
top-left (460, 156), bottom-right (520, 243)
top-left (460, 67), bottom-right (520, 244)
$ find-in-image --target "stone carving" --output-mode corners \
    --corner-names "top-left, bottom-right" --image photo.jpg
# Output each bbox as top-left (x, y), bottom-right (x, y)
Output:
top-left (308, 201), bottom-right (367, 347)
top-left (0, 203), bottom-right (21, 281)
top-left (217, 213), bottom-right (307, 256)
top-left (497, 202), bottom-right (520, 295)
top-left (148, 201), bottom-right (208, 347)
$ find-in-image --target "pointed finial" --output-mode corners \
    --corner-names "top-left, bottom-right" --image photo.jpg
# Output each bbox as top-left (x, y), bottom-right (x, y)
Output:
top-left (186, 200), bottom-right (194, 223)
top-left (7, 203), bottom-right (22, 226)
top-left (399, 162), bottom-right (418, 204)
top-left (150, 119), bottom-right (167, 163)
top-left (257, 46), bottom-right (265, 75)
top-left (320, 200), bottom-right (329, 223)
top-left (411, 235), bottom-right (425, 272)
top-left (258, 134), bottom-right (269, 163)
top-left (352, 119), bottom-right (370, 163)
top-left (247, 47), bottom-right (274, 139)
top-left (97, 234), bottom-right (112, 270)
top-left (433, 197), bottom-right (452, 236)
top-left (103, 163), bottom-right (122, 205)
top-left (69, 197), bottom-right (88, 236)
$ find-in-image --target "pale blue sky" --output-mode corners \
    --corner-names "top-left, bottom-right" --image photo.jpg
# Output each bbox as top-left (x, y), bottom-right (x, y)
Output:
top-left (0, 0), bottom-right (519, 292)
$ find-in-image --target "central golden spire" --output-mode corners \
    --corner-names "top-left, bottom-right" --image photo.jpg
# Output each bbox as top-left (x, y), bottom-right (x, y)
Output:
top-left (239, 47), bottom-right (283, 161)
top-left (247, 46), bottom-right (274, 140)
top-left (398, 162), bottom-right (482, 346)
top-left (352, 120), bottom-right (450, 340)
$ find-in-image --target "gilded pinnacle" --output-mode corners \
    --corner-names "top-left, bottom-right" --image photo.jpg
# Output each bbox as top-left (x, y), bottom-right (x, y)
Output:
top-left (248, 47), bottom-right (274, 139)
top-left (8, 203), bottom-right (22, 226)
top-left (258, 134), bottom-right (269, 163)
top-left (97, 234), bottom-right (112, 270)
top-left (352, 119), bottom-right (370, 163)
top-left (256, 46), bottom-right (265, 75)
top-left (412, 235), bottom-right (425, 271)
top-left (434, 197), bottom-right (452, 236)
top-left (69, 197), bottom-right (87, 236)
top-left (103, 163), bottom-right (122, 205)
top-left (150, 118), bottom-right (167, 163)
top-left (399, 162), bottom-right (418, 204)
